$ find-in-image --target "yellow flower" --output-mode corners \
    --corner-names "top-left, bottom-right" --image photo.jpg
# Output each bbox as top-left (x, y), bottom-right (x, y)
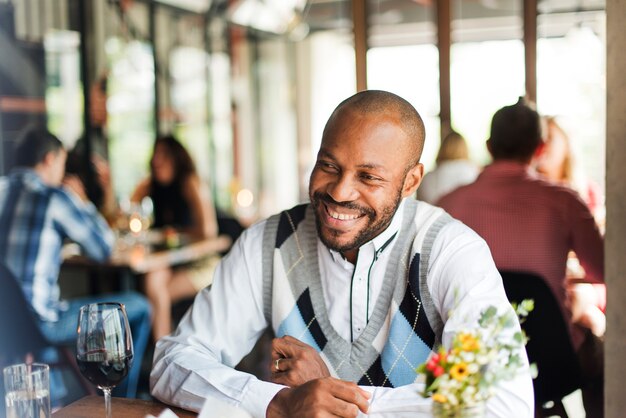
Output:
top-left (450, 362), bottom-right (470, 381)
top-left (458, 332), bottom-right (480, 351)
top-left (432, 393), bottom-right (448, 403)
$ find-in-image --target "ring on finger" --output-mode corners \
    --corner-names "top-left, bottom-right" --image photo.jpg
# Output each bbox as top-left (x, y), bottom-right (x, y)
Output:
top-left (275, 358), bottom-right (282, 371)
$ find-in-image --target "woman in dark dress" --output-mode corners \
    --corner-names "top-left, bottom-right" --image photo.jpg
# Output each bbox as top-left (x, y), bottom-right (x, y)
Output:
top-left (131, 135), bottom-right (219, 340)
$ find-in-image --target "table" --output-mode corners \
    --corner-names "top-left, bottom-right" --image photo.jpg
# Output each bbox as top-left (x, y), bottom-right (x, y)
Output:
top-left (61, 232), bottom-right (231, 294)
top-left (64, 234), bottom-right (232, 275)
top-left (52, 395), bottom-right (197, 418)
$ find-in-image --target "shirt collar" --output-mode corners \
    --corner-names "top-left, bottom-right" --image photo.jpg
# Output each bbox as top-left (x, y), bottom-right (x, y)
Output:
top-left (480, 160), bottom-right (535, 179)
top-left (327, 198), bottom-right (405, 263)
top-left (10, 168), bottom-right (47, 190)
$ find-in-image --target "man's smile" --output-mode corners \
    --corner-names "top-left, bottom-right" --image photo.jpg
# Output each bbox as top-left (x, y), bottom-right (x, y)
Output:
top-left (324, 203), bottom-right (365, 221)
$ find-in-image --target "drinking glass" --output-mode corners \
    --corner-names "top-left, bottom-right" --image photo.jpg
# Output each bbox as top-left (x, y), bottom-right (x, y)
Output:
top-left (3, 363), bottom-right (50, 418)
top-left (76, 302), bottom-right (134, 418)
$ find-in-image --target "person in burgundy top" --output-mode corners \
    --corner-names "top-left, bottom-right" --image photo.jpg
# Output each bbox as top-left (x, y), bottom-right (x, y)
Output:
top-left (437, 97), bottom-right (604, 416)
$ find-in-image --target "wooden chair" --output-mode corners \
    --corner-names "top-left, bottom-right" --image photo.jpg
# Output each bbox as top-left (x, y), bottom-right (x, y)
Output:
top-left (499, 270), bottom-right (583, 418)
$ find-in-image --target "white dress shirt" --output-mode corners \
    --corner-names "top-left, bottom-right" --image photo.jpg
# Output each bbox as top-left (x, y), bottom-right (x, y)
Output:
top-left (151, 199), bottom-right (533, 418)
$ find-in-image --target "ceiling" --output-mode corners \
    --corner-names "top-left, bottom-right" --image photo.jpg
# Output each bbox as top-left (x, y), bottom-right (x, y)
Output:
top-left (156, 0), bottom-right (606, 38)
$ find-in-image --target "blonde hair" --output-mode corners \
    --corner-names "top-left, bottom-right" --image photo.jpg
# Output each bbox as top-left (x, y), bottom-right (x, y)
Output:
top-left (544, 116), bottom-right (574, 182)
top-left (436, 131), bottom-right (469, 164)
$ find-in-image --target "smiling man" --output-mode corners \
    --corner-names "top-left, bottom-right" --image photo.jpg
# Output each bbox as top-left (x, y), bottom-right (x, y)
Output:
top-left (151, 91), bottom-right (533, 417)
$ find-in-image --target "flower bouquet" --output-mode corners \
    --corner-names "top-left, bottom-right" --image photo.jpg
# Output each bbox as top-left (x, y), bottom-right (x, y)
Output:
top-left (417, 300), bottom-right (534, 417)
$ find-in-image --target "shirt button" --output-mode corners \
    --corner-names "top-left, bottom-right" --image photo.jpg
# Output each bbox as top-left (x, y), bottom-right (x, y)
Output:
top-left (358, 277), bottom-right (362, 281)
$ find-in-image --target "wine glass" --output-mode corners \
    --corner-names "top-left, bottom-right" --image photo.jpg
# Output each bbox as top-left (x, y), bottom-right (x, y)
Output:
top-left (76, 302), bottom-right (134, 418)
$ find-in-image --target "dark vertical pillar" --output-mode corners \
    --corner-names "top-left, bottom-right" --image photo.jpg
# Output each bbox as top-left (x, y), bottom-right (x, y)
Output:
top-left (523, 0), bottom-right (537, 102)
top-left (351, 0), bottom-right (368, 92)
top-left (606, 0), bottom-right (626, 415)
top-left (149, 0), bottom-right (160, 135)
top-left (436, 0), bottom-right (452, 137)
top-left (77, 0), bottom-right (95, 196)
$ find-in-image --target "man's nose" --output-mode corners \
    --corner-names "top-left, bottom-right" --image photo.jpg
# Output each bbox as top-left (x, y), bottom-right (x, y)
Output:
top-left (327, 174), bottom-right (359, 203)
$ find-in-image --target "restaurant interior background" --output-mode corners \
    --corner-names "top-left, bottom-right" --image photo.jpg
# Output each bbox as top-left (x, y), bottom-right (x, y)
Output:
top-left (3, 0), bottom-right (625, 416)
top-left (0, 0), bottom-right (606, 224)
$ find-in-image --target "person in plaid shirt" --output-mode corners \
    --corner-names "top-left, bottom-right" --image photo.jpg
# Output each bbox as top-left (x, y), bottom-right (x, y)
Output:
top-left (0, 127), bottom-right (151, 399)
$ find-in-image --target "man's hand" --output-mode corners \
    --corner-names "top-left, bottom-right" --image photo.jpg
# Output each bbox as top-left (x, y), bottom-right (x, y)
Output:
top-left (270, 335), bottom-right (330, 387)
top-left (266, 377), bottom-right (370, 418)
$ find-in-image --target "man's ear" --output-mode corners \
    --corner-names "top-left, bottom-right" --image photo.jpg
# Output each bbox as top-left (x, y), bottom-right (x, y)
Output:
top-left (39, 151), bottom-right (56, 169)
top-left (402, 163), bottom-right (424, 197)
top-left (486, 138), bottom-right (493, 156)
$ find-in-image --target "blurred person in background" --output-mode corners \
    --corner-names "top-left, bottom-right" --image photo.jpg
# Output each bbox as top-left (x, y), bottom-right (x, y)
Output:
top-left (534, 116), bottom-right (603, 219)
top-left (532, 115), bottom-right (606, 353)
top-left (131, 134), bottom-right (221, 341)
top-left (64, 72), bottom-right (119, 225)
top-left (416, 130), bottom-right (479, 204)
top-left (438, 98), bottom-right (604, 417)
top-left (65, 144), bottom-right (119, 225)
top-left (0, 127), bottom-right (151, 400)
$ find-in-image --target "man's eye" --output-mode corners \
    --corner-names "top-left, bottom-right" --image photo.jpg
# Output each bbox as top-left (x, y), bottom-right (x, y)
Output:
top-left (318, 162), bottom-right (338, 172)
top-left (361, 174), bottom-right (381, 182)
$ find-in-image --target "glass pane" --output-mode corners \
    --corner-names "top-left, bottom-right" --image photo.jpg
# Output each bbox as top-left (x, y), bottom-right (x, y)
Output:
top-left (368, 44), bottom-right (440, 172)
top-left (450, 0), bottom-right (524, 166)
top-left (537, 10), bottom-right (606, 216)
top-left (170, 46), bottom-right (212, 185)
top-left (208, 51), bottom-right (234, 210)
top-left (366, 0), bottom-right (437, 170)
top-left (256, 39), bottom-right (299, 216)
top-left (308, 31), bottom-right (356, 164)
top-left (450, 40), bottom-right (525, 166)
top-left (106, 37), bottom-right (155, 201)
top-left (44, 30), bottom-right (82, 148)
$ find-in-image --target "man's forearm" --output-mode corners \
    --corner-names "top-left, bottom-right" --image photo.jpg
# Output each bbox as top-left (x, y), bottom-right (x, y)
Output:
top-left (151, 337), bottom-right (285, 417)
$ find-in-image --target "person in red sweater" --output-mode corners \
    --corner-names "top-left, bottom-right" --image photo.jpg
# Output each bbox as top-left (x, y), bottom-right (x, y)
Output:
top-left (438, 98), bottom-right (604, 417)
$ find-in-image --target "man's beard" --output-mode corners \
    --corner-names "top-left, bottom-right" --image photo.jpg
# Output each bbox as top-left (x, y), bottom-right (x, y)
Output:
top-left (310, 189), bottom-right (402, 253)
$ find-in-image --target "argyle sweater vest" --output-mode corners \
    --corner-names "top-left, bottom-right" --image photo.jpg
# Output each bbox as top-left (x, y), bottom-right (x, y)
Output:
top-left (261, 199), bottom-right (453, 387)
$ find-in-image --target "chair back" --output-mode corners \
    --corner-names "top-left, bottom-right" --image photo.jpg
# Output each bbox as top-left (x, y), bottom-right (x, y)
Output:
top-left (0, 263), bottom-right (49, 360)
top-left (216, 209), bottom-right (244, 251)
top-left (499, 270), bottom-right (583, 405)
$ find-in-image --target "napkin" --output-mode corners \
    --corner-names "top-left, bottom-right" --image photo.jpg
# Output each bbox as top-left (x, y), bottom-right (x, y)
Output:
top-left (144, 408), bottom-right (179, 418)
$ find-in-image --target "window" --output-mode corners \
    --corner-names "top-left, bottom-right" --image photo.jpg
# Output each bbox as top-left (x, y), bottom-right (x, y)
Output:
top-left (537, 12), bottom-right (606, 193)
top-left (45, 30), bottom-right (82, 148)
top-left (106, 38), bottom-right (155, 200)
top-left (450, 39), bottom-right (525, 165)
top-left (368, 44), bottom-right (441, 172)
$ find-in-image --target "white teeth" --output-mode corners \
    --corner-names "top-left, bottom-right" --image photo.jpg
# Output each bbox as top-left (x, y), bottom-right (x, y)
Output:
top-left (329, 210), bottom-right (360, 220)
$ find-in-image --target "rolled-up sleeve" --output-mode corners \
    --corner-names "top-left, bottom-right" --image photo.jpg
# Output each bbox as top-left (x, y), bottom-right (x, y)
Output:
top-left (53, 188), bottom-right (114, 261)
top-left (150, 221), bottom-right (286, 417)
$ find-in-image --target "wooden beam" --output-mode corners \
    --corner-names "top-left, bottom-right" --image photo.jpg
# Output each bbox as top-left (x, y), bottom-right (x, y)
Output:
top-left (149, 0), bottom-right (160, 134)
top-left (436, 0), bottom-right (452, 136)
top-left (523, 0), bottom-right (537, 103)
top-left (606, 0), bottom-right (626, 415)
top-left (352, 0), bottom-right (368, 92)
top-left (0, 96), bottom-right (46, 113)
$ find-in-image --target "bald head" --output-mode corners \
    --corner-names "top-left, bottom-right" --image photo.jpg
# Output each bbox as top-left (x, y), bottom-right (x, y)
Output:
top-left (324, 90), bottom-right (426, 169)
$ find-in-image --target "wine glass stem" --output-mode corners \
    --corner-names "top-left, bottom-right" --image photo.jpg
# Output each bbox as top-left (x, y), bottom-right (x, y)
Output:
top-left (103, 388), bottom-right (112, 418)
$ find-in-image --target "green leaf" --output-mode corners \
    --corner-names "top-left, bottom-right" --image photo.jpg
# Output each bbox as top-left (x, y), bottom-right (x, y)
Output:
top-left (479, 306), bottom-right (498, 327)
top-left (521, 299), bottom-right (534, 313)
